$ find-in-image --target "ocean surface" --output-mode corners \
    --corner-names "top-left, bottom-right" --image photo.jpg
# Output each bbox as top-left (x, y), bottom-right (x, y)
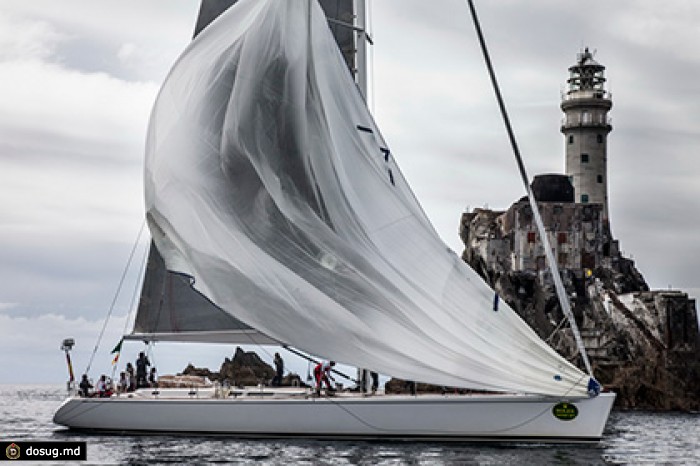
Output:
top-left (2, 384), bottom-right (698, 465)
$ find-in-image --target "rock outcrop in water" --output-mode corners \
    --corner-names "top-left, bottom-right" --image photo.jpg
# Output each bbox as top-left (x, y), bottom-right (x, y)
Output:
top-left (459, 196), bottom-right (700, 411)
top-left (180, 347), bottom-right (305, 387)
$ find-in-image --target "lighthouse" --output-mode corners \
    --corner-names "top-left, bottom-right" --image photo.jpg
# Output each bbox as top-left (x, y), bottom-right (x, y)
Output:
top-left (561, 48), bottom-right (613, 224)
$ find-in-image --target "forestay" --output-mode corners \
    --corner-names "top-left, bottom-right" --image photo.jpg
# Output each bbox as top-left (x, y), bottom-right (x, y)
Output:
top-left (144, 0), bottom-right (591, 396)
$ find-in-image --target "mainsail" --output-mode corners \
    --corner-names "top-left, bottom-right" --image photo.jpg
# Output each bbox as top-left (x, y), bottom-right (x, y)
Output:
top-left (144, 0), bottom-right (592, 396)
top-left (129, 242), bottom-right (277, 344)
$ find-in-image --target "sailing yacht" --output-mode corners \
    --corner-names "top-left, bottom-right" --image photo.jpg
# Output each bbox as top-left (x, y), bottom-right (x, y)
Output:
top-left (54, 0), bottom-right (615, 441)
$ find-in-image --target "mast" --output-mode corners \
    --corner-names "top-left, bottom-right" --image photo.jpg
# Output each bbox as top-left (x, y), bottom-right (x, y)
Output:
top-left (355, 0), bottom-right (368, 98)
top-left (353, 0), bottom-right (372, 393)
top-left (193, 0), bottom-right (238, 37)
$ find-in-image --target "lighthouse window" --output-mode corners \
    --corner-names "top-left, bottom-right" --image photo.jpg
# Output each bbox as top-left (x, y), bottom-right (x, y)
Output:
top-left (597, 175), bottom-right (603, 183)
top-left (597, 134), bottom-right (603, 143)
top-left (581, 194), bottom-right (589, 203)
top-left (581, 153), bottom-right (589, 163)
top-left (568, 135), bottom-right (574, 144)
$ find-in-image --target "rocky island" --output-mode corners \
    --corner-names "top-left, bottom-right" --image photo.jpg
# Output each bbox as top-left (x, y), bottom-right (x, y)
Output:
top-left (179, 347), bottom-right (305, 388)
top-left (455, 48), bottom-right (699, 411)
top-left (459, 188), bottom-right (699, 411)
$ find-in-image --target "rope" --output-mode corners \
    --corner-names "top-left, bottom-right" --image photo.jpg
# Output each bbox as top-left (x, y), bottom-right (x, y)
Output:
top-left (146, 342), bottom-right (155, 366)
top-left (84, 221), bottom-right (146, 376)
top-left (238, 330), bottom-right (359, 386)
top-left (112, 236), bottom-right (149, 384)
top-left (545, 316), bottom-right (568, 343)
top-left (465, 0), bottom-right (593, 376)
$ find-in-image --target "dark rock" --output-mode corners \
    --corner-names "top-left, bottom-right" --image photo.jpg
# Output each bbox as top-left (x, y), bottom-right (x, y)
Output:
top-left (384, 378), bottom-right (495, 395)
top-left (180, 364), bottom-right (216, 381)
top-left (181, 347), bottom-right (307, 388)
top-left (460, 204), bottom-right (700, 411)
top-left (281, 373), bottom-right (306, 388)
top-left (218, 347), bottom-right (275, 386)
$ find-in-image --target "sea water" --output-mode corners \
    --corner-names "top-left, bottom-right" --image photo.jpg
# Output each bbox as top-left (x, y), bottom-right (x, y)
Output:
top-left (2, 384), bottom-right (698, 465)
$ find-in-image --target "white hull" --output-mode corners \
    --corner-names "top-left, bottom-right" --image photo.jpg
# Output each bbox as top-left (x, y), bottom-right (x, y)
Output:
top-left (54, 389), bottom-right (615, 442)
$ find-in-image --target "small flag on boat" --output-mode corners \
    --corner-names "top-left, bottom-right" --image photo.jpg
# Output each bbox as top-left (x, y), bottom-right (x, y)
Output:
top-left (111, 338), bottom-right (123, 365)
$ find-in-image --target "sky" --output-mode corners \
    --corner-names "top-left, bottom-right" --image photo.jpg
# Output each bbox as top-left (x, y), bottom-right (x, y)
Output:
top-left (1, 0), bottom-right (699, 384)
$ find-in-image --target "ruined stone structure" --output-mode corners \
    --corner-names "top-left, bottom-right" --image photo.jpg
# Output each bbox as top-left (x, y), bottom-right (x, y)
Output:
top-left (459, 49), bottom-right (700, 410)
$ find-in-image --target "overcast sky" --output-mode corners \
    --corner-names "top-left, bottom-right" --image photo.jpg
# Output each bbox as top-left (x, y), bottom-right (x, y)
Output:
top-left (1, 0), bottom-right (698, 384)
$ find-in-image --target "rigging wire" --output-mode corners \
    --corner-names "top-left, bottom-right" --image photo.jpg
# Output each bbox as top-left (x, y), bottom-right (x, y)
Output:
top-left (545, 316), bottom-right (569, 343)
top-left (111, 232), bottom-right (149, 383)
top-left (122, 238), bottom-right (149, 338)
top-left (283, 345), bottom-right (359, 383)
top-left (84, 220), bottom-right (147, 377)
top-left (146, 341), bottom-right (157, 375)
top-left (112, 235), bottom-right (150, 387)
top-left (465, 0), bottom-right (593, 377)
top-left (241, 330), bottom-right (359, 386)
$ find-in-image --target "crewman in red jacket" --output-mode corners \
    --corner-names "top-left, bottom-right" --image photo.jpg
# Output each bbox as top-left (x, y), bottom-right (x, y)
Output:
top-left (313, 360), bottom-right (336, 395)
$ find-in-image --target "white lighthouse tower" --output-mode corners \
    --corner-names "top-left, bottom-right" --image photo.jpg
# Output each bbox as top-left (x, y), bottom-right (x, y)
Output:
top-left (561, 48), bottom-right (613, 224)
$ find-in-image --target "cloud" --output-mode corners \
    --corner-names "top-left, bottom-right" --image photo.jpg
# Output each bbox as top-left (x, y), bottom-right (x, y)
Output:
top-left (0, 12), bottom-right (67, 61)
top-left (117, 42), bottom-right (137, 63)
top-left (0, 313), bottom-right (126, 383)
top-left (0, 0), bottom-right (698, 386)
top-left (0, 3), bottom-right (164, 328)
top-left (0, 312), bottom-right (303, 385)
top-left (370, 0), bottom-right (700, 298)
top-left (609, 1), bottom-right (700, 63)
top-left (0, 60), bottom-right (157, 148)
top-left (0, 56), bottom-right (156, 319)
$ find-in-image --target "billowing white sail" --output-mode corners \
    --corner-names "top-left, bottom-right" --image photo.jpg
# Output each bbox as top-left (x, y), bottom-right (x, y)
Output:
top-left (145, 0), bottom-right (591, 396)
top-left (131, 0), bottom-right (356, 346)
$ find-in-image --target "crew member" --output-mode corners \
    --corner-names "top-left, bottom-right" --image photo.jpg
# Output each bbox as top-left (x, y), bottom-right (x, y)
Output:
top-left (313, 360), bottom-right (336, 395)
top-left (272, 353), bottom-right (284, 386)
top-left (135, 352), bottom-right (150, 388)
top-left (78, 374), bottom-right (93, 397)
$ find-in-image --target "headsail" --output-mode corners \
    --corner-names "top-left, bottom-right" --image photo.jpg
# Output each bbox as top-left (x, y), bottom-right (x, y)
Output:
top-left (130, 0), bottom-right (356, 346)
top-left (145, 0), bottom-right (591, 396)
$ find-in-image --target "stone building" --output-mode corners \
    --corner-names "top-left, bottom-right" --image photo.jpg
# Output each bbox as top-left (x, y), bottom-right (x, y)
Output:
top-left (462, 173), bottom-right (624, 291)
